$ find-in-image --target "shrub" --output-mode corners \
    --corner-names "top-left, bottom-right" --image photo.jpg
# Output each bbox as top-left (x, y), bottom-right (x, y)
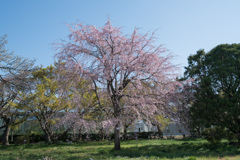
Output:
top-left (202, 127), bottom-right (226, 145)
top-left (29, 133), bottom-right (45, 143)
top-left (226, 131), bottom-right (237, 143)
top-left (188, 157), bottom-right (197, 160)
top-left (15, 135), bottom-right (30, 145)
top-left (125, 132), bottom-right (157, 140)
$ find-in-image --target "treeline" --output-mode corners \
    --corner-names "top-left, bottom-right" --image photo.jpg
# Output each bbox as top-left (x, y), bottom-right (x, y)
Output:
top-left (0, 34), bottom-right (175, 147)
top-left (1, 21), bottom-right (240, 149)
top-left (3, 131), bottom-right (165, 145)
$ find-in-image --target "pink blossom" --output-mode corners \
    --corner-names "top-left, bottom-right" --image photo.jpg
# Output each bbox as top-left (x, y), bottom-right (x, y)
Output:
top-left (55, 20), bottom-right (181, 150)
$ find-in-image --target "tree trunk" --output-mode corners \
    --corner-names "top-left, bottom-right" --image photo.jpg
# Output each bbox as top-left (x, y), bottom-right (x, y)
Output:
top-left (45, 132), bottom-right (52, 143)
top-left (236, 133), bottom-right (240, 146)
top-left (11, 129), bottom-right (14, 142)
top-left (196, 127), bottom-right (201, 137)
top-left (123, 125), bottom-right (128, 140)
top-left (41, 127), bottom-right (54, 144)
top-left (39, 120), bottom-right (54, 143)
top-left (114, 123), bottom-right (121, 150)
top-left (157, 125), bottom-right (163, 139)
top-left (100, 128), bottom-right (105, 141)
top-left (2, 125), bottom-right (10, 145)
top-left (111, 94), bottom-right (122, 150)
top-left (78, 129), bottom-right (82, 141)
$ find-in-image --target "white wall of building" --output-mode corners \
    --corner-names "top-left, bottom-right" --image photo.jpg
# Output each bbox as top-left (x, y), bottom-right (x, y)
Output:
top-left (131, 120), bottom-right (190, 136)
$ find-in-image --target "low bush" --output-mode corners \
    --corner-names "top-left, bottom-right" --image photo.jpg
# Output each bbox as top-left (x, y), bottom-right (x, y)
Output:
top-left (29, 133), bottom-right (45, 143)
top-left (202, 127), bottom-right (226, 145)
top-left (188, 157), bottom-right (197, 160)
top-left (226, 131), bottom-right (237, 143)
top-left (15, 135), bottom-right (30, 145)
top-left (12, 131), bottom-right (174, 144)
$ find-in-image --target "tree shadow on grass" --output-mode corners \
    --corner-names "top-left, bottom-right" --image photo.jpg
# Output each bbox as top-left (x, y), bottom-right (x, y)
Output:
top-left (0, 141), bottom-right (240, 160)
top-left (95, 142), bottom-right (240, 159)
top-left (3, 140), bottom-right (114, 149)
top-left (174, 137), bottom-right (203, 141)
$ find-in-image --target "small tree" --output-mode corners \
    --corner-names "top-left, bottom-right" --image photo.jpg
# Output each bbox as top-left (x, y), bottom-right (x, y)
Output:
top-left (0, 35), bottom-right (34, 145)
top-left (55, 20), bottom-right (180, 150)
top-left (26, 66), bottom-right (72, 143)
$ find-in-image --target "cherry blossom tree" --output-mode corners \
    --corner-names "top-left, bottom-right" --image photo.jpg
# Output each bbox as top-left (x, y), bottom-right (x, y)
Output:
top-left (55, 20), bottom-right (180, 150)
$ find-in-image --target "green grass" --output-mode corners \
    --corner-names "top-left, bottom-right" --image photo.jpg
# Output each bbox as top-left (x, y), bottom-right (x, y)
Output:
top-left (0, 138), bottom-right (240, 160)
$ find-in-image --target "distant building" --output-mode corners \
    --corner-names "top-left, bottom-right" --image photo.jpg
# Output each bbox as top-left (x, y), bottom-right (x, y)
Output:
top-left (131, 120), bottom-right (190, 136)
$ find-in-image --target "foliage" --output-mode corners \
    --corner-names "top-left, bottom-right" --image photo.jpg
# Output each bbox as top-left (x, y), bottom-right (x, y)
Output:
top-left (183, 44), bottom-right (240, 142)
top-left (153, 115), bottom-right (171, 130)
top-left (25, 66), bottom-right (72, 143)
top-left (28, 133), bottom-right (45, 143)
top-left (227, 131), bottom-right (238, 144)
top-left (55, 72), bottom-right (104, 138)
top-left (202, 127), bottom-right (227, 145)
top-left (0, 35), bottom-right (35, 145)
top-left (187, 157), bottom-right (196, 160)
top-left (15, 135), bottom-right (30, 145)
top-left (18, 120), bottom-right (43, 135)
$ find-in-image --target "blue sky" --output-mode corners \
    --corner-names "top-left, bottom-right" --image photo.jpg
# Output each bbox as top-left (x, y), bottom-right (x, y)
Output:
top-left (1, 0), bottom-right (240, 74)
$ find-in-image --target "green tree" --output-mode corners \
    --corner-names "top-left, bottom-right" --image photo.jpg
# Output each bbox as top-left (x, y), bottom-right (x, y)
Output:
top-left (27, 66), bottom-right (72, 143)
top-left (184, 44), bottom-right (240, 143)
top-left (152, 114), bottom-right (171, 138)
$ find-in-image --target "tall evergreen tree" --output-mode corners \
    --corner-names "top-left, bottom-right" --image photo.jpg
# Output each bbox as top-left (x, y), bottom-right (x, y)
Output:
top-left (184, 44), bottom-right (240, 143)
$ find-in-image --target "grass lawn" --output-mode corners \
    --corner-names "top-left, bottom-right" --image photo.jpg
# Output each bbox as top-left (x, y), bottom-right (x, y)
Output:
top-left (0, 138), bottom-right (240, 160)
